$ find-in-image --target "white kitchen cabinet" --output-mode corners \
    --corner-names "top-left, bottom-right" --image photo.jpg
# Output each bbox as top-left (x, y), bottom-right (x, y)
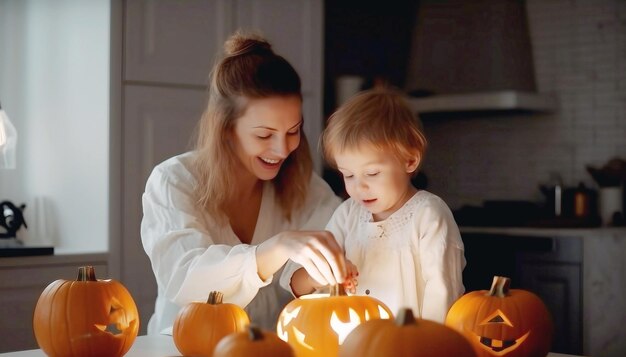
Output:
top-left (124, 0), bottom-right (235, 86)
top-left (0, 254), bottom-right (108, 353)
top-left (121, 85), bottom-right (208, 331)
top-left (115, 0), bottom-right (323, 335)
top-left (123, 0), bottom-right (323, 161)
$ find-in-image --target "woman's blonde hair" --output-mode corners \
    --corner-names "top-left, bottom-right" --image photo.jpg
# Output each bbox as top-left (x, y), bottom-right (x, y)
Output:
top-left (192, 30), bottom-right (312, 223)
top-left (321, 88), bottom-right (427, 175)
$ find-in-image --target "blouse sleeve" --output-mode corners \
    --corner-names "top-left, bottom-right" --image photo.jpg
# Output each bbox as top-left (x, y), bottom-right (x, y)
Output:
top-left (417, 196), bottom-right (466, 323)
top-left (278, 174), bottom-right (343, 293)
top-left (141, 163), bottom-right (271, 308)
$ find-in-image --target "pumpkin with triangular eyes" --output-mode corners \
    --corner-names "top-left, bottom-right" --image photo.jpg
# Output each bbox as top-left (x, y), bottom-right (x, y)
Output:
top-left (33, 266), bottom-right (139, 357)
top-left (445, 276), bottom-right (553, 357)
top-left (276, 284), bottom-right (393, 357)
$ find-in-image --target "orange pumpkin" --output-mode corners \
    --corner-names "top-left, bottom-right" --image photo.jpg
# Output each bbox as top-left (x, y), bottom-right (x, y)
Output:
top-left (214, 325), bottom-right (294, 357)
top-left (445, 276), bottom-right (553, 357)
top-left (173, 291), bottom-right (250, 357)
top-left (276, 284), bottom-right (393, 357)
top-left (32, 266), bottom-right (139, 357)
top-left (339, 308), bottom-right (477, 357)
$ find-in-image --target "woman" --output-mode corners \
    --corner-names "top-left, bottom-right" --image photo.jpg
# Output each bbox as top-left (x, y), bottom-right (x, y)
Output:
top-left (141, 31), bottom-right (345, 334)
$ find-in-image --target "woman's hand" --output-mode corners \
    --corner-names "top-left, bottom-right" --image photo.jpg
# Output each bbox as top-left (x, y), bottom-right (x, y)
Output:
top-left (280, 230), bottom-right (347, 286)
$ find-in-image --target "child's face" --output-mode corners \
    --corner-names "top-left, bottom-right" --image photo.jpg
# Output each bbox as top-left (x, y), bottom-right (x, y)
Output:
top-left (233, 95), bottom-right (302, 181)
top-left (335, 145), bottom-right (418, 221)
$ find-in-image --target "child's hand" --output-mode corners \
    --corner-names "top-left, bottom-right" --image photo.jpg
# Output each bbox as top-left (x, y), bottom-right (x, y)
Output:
top-left (342, 259), bottom-right (359, 294)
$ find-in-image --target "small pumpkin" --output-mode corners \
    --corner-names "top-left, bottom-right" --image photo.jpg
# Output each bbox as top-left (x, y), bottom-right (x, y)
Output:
top-left (276, 284), bottom-right (393, 357)
top-left (33, 266), bottom-right (139, 357)
top-left (339, 308), bottom-right (477, 357)
top-left (173, 291), bottom-right (250, 357)
top-left (214, 325), bottom-right (294, 357)
top-left (445, 276), bottom-right (553, 357)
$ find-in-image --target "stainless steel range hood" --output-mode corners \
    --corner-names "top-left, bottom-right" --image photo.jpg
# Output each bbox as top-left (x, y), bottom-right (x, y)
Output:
top-left (408, 90), bottom-right (557, 114)
top-left (405, 0), bottom-right (557, 115)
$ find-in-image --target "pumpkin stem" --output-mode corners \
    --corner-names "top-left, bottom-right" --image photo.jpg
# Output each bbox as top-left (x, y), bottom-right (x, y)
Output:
top-left (487, 276), bottom-right (511, 297)
top-left (396, 308), bottom-right (416, 326)
top-left (77, 266), bottom-right (97, 281)
top-left (207, 291), bottom-right (224, 304)
top-left (330, 284), bottom-right (347, 297)
top-left (248, 325), bottom-right (264, 341)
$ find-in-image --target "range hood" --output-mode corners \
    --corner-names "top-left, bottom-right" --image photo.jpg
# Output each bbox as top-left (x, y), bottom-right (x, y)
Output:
top-left (408, 90), bottom-right (557, 114)
top-left (404, 0), bottom-right (557, 115)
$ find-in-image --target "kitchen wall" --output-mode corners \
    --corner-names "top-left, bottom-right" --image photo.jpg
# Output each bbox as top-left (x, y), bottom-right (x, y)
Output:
top-left (0, 0), bottom-right (110, 252)
top-left (423, 0), bottom-right (626, 209)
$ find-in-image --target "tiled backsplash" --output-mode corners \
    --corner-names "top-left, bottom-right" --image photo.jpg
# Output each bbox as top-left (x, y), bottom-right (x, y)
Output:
top-left (423, 0), bottom-right (626, 209)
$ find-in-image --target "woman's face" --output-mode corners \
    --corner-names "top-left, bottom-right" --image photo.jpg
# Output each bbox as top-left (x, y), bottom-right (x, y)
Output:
top-left (233, 95), bottom-right (302, 181)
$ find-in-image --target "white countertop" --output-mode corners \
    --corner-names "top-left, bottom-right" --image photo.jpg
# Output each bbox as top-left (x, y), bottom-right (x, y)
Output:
top-left (0, 335), bottom-right (589, 356)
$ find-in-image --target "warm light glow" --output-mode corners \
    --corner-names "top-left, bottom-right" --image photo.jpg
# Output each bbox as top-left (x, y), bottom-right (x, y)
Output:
top-left (280, 306), bottom-right (301, 326)
top-left (378, 305), bottom-right (391, 319)
top-left (276, 291), bottom-right (394, 356)
top-left (293, 326), bottom-right (314, 351)
top-left (299, 293), bottom-right (331, 300)
top-left (330, 308), bottom-right (361, 344)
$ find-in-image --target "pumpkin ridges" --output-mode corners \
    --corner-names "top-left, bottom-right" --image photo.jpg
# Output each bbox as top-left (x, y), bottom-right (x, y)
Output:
top-left (445, 277), bottom-right (553, 357)
top-left (214, 326), bottom-right (294, 357)
top-left (66, 280), bottom-right (78, 357)
top-left (173, 294), bottom-right (250, 357)
top-left (39, 280), bottom-right (68, 357)
top-left (33, 267), bottom-right (139, 357)
top-left (338, 311), bottom-right (476, 357)
top-left (277, 290), bottom-right (393, 357)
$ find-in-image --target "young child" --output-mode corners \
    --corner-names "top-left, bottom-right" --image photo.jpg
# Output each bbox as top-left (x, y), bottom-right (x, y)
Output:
top-left (283, 88), bottom-right (466, 323)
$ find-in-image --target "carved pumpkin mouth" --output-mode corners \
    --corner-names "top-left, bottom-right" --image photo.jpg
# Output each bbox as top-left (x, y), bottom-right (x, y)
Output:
top-left (473, 331), bottom-right (530, 356)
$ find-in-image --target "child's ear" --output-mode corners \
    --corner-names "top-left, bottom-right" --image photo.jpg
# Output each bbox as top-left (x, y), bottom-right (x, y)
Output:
top-left (405, 153), bottom-right (421, 174)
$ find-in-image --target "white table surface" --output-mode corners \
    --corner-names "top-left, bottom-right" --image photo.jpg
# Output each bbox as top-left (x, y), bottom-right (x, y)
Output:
top-left (0, 335), bottom-right (588, 356)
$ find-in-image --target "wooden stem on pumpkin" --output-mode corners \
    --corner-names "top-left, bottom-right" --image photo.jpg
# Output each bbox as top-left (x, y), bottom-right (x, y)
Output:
top-left (487, 276), bottom-right (511, 297)
top-left (330, 284), bottom-right (347, 296)
top-left (77, 266), bottom-right (97, 281)
top-left (207, 291), bottom-right (224, 304)
top-left (395, 308), bottom-right (417, 326)
top-left (248, 325), bottom-right (264, 341)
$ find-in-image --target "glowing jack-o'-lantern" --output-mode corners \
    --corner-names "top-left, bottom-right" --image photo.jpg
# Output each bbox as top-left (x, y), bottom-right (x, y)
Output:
top-left (339, 308), bottom-right (477, 357)
top-left (445, 276), bottom-right (553, 357)
top-left (276, 284), bottom-right (393, 357)
top-left (33, 266), bottom-right (139, 357)
top-left (173, 291), bottom-right (250, 357)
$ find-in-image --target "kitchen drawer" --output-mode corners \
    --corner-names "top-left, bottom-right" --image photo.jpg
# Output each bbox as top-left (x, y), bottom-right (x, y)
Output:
top-left (0, 254), bottom-right (108, 353)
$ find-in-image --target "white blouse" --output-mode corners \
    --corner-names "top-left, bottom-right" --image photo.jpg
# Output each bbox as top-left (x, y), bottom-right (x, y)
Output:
top-left (325, 190), bottom-right (466, 322)
top-left (141, 152), bottom-right (341, 334)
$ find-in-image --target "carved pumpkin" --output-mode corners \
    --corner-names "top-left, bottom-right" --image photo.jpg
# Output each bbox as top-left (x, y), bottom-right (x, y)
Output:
top-left (276, 284), bottom-right (393, 357)
top-left (173, 291), bottom-right (250, 357)
top-left (339, 308), bottom-right (477, 357)
top-left (445, 276), bottom-right (553, 357)
top-left (214, 325), bottom-right (294, 357)
top-left (33, 266), bottom-right (139, 357)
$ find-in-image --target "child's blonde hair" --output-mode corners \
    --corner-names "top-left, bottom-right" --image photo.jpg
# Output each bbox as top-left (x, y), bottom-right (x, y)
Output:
top-left (321, 88), bottom-right (427, 174)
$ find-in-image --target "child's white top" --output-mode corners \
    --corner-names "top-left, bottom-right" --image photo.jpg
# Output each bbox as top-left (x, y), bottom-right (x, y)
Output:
top-left (327, 190), bottom-right (466, 322)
